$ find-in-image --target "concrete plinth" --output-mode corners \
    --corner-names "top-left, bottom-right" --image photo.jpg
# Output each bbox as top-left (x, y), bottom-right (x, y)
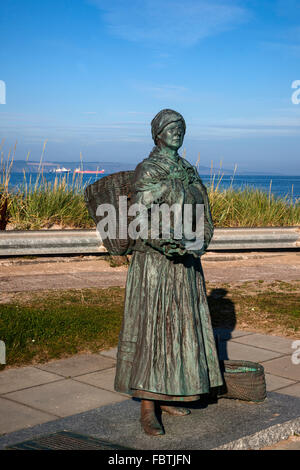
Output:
top-left (1, 392), bottom-right (300, 450)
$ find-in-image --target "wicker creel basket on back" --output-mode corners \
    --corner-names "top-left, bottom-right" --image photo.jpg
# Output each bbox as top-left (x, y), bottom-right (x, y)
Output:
top-left (84, 171), bottom-right (135, 255)
top-left (218, 360), bottom-right (267, 402)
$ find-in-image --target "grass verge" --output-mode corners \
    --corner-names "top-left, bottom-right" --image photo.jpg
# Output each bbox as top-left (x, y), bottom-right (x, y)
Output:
top-left (208, 280), bottom-right (300, 337)
top-left (0, 281), bottom-right (299, 369)
top-left (0, 287), bottom-right (124, 368)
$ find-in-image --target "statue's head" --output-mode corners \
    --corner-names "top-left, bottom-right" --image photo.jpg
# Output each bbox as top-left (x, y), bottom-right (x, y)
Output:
top-left (151, 109), bottom-right (186, 151)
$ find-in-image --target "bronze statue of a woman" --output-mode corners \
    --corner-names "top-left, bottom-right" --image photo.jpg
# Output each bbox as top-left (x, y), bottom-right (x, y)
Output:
top-left (114, 109), bottom-right (223, 436)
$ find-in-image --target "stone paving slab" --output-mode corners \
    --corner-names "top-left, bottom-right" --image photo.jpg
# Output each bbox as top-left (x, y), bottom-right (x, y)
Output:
top-left (218, 340), bottom-right (284, 362)
top-left (274, 383), bottom-right (300, 398)
top-left (231, 333), bottom-right (295, 354)
top-left (74, 367), bottom-right (127, 396)
top-left (262, 356), bottom-right (300, 381)
top-left (229, 330), bottom-right (254, 339)
top-left (0, 366), bottom-right (62, 395)
top-left (0, 397), bottom-right (57, 435)
top-left (4, 379), bottom-right (128, 418)
top-left (1, 392), bottom-right (300, 450)
top-left (99, 347), bottom-right (118, 360)
top-left (264, 373), bottom-right (297, 392)
top-left (36, 353), bottom-right (116, 378)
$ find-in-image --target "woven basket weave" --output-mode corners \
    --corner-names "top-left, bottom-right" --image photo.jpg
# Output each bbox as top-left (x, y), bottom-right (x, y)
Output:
top-left (84, 171), bottom-right (135, 255)
top-left (218, 360), bottom-right (267, 402)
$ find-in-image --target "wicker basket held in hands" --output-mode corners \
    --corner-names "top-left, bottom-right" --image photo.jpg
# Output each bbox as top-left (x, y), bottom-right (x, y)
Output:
top-left (84, 171), bottom-right (135, 255)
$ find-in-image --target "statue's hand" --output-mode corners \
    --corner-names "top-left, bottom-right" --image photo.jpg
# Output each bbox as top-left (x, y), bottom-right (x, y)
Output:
top-left (164, 243), bottom-right (186, 258)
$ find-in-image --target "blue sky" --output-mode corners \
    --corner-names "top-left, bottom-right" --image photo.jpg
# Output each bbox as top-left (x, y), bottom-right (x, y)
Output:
top-left (0, 0), bottom-right (300, 173)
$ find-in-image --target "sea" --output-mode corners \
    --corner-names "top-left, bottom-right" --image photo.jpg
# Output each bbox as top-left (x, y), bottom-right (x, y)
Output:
top-left (7, 172), bottom-right (300, 203)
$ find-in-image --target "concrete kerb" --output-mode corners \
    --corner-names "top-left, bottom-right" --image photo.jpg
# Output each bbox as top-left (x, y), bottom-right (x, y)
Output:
top-left (0, 251), bottom-right (290, 265)
top-left (215, 417), bottom-right (300, 450)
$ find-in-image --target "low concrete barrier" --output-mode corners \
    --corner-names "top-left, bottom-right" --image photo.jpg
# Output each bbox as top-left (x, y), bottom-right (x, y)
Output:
top-left (211, 227), bottom-right (300, 250)
top-left (0, 227), bottom-right (299, 256)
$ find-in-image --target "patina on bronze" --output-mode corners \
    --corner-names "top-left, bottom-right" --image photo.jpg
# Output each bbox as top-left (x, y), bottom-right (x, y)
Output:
top-left (114, 109), bottom-right (223, 436)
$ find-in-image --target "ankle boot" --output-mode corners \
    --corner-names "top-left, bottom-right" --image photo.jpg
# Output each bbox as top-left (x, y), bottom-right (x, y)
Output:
top-left (160, 404), bottom-right (191, 416)
top-left (140, 400), bottom-right (164, 436)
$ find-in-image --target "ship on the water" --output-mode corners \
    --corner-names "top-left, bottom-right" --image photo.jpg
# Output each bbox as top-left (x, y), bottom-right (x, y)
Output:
top-left (51, 167), bottom-right (71, 173)
top-left (74, 168), bottom-right (105, 174)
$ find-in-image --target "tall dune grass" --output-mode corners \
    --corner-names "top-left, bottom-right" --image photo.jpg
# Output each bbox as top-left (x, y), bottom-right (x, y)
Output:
top-left (1, 149), bottom-right (299, 229)
top-left (8, 174), bottom-right (93, 229)
top-left (209, 185), bottom-right (299, 227)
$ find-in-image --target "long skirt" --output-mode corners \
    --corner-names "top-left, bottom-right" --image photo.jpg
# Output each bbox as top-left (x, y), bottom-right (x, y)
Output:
top-left (114, 250), bottom-right (223, 401)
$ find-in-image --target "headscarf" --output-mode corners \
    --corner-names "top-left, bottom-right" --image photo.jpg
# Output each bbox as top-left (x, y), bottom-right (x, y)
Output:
top-left (151, 109), bottom-right (186, 144)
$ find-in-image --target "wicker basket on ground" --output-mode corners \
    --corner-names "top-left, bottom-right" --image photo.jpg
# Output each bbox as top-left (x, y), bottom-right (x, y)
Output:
top-left (84, 171), bottom-right (135, 255)
top-left (218, 360), bottom-right (267, 402)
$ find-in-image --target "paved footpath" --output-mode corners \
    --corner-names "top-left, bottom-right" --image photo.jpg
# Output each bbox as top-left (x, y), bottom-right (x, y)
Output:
top-left (0, 330), bottom-right (300, 449)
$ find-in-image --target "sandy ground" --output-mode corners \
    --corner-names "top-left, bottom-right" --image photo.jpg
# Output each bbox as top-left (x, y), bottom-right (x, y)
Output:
top-left (0, 252), bottom-right (299, 300)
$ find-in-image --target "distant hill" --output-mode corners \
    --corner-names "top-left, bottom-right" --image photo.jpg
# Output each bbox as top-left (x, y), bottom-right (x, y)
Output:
top-left (10, 160), bottom-right (283, 176)
top-left (10, 160), bottom-right (137, 174)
